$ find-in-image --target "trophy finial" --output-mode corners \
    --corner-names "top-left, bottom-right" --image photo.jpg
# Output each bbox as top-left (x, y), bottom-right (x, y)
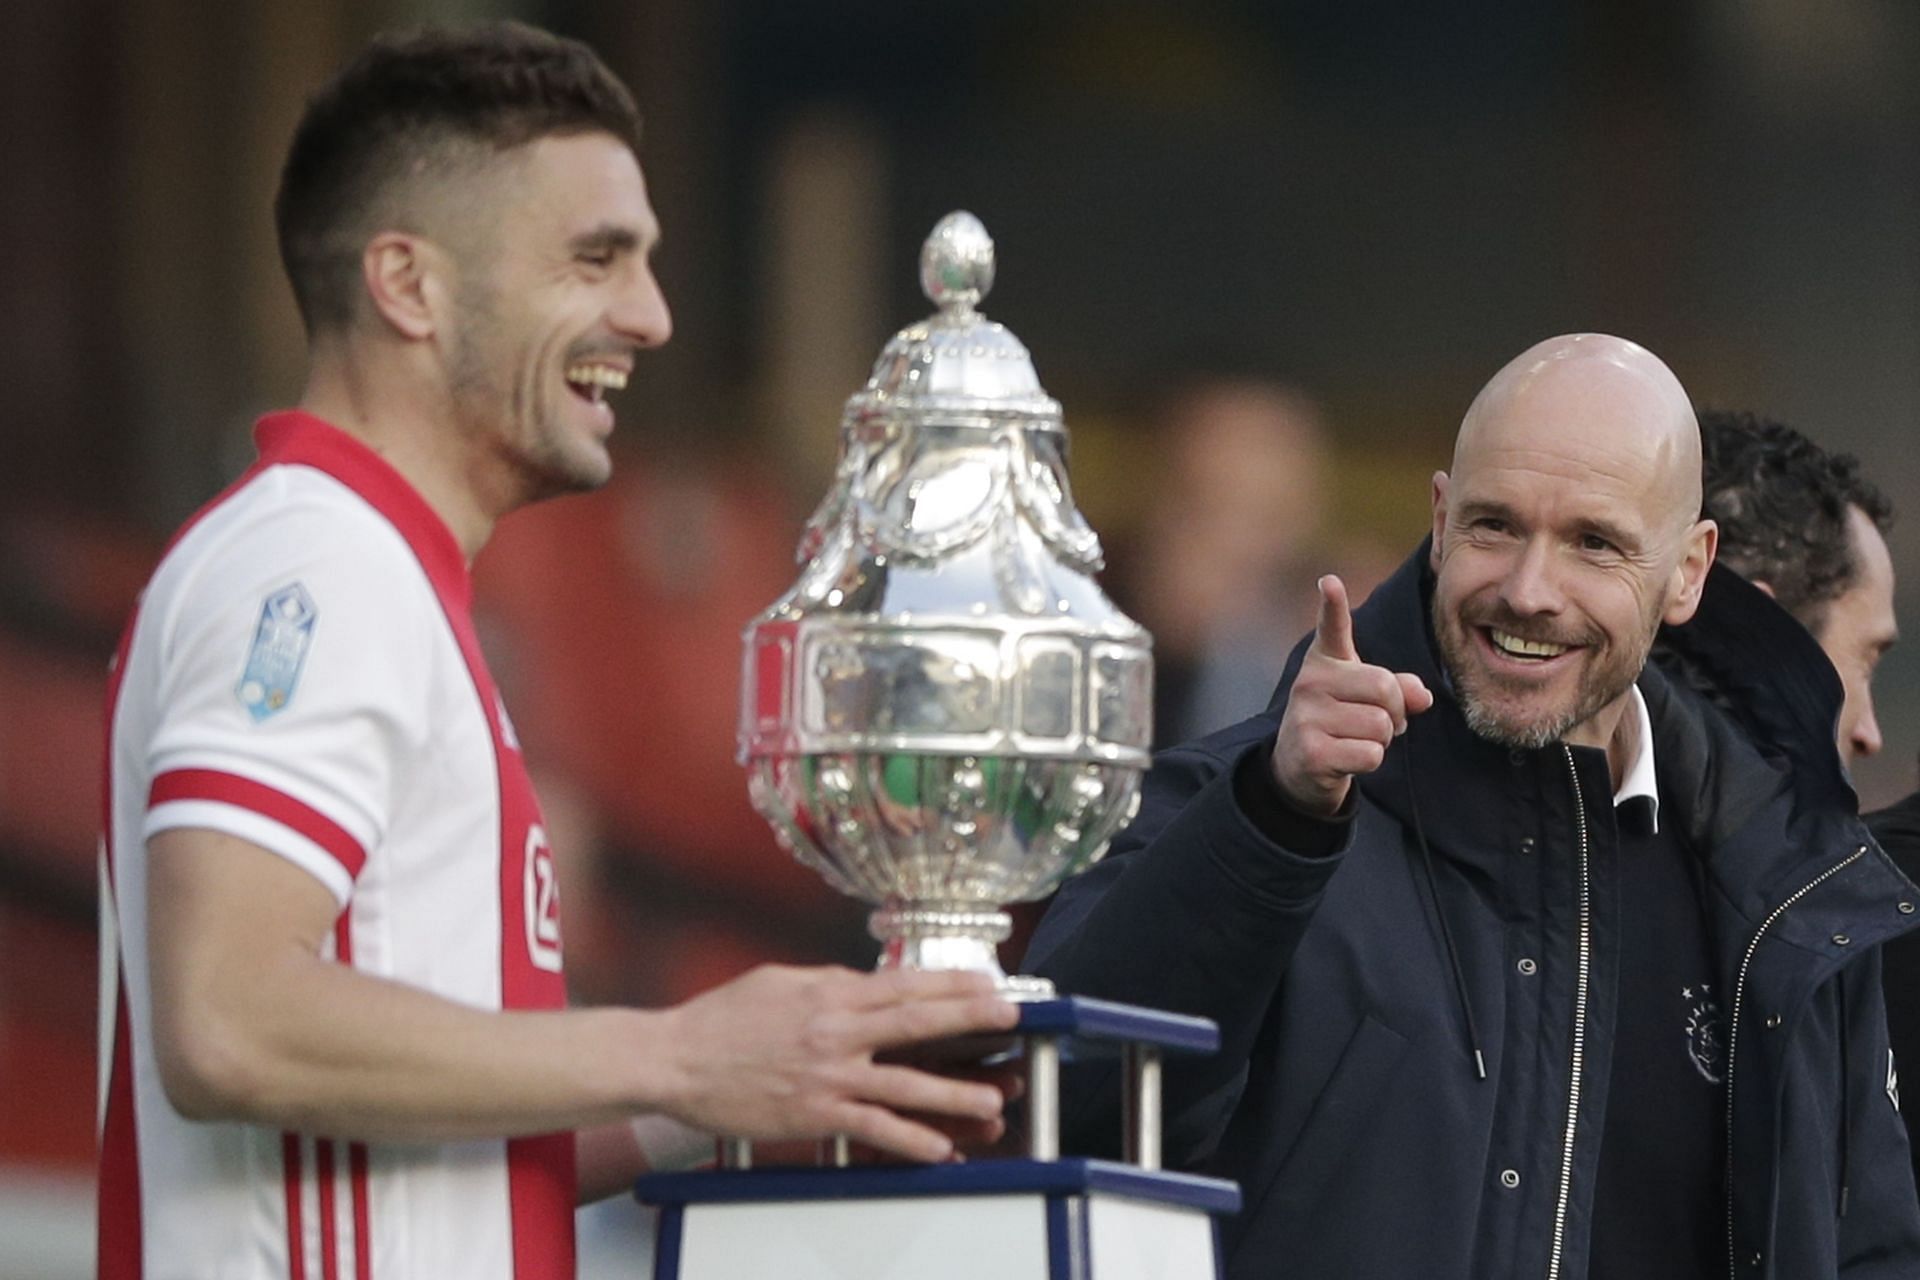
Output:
top-left (919, 211), bottom-right (995, 314)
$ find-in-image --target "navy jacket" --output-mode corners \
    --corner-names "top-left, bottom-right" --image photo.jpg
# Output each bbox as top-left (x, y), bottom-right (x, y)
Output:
top-left (1865, 791), bottom-right (1920, 1194)
top-left (1025, 545), bottom-right (1920, 1279)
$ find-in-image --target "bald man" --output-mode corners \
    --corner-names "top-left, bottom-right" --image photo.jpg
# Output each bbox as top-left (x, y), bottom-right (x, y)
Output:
top-left (1026, 335), bottom-right (1920, 1280)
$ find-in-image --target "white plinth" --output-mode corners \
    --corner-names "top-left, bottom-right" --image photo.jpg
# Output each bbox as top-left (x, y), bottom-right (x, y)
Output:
top-left (635, 1158), bottom-right (1237, 1280)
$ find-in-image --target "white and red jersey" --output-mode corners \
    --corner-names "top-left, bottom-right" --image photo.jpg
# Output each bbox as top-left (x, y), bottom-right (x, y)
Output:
top-left (98, 411), bottom-right (575, 1280)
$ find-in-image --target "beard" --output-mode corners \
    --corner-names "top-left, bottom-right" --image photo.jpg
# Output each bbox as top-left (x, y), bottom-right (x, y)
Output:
top-left (445, 283), bottom-right (612, 502)
top-left (1433, 597), bottom-right (1660, 750)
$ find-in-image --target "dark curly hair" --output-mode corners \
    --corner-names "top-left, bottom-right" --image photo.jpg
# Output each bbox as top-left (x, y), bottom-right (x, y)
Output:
top-left (1699, 409), bottom-right (1893, 633)
top-left (275, 21), bottom-right (642, 334)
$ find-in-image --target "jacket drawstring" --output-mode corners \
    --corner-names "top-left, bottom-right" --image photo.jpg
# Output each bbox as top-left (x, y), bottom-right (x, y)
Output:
top-left (1838, 967), bottom-right (1852, 1217)
top-left (1404, 734), bottom-right (1489, 1080)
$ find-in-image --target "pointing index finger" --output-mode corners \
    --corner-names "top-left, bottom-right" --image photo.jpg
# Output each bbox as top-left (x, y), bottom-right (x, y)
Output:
top-left (1313, 574), bottom-right (1359, 662)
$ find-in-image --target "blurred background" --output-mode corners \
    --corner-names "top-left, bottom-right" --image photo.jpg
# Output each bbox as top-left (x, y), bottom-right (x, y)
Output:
top-left (3, 0), bottom-right (1918, 1273)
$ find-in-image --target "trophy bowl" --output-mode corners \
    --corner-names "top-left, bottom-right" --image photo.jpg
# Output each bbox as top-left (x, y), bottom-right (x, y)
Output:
top-left (740, 212), bottom-right (1152, 995)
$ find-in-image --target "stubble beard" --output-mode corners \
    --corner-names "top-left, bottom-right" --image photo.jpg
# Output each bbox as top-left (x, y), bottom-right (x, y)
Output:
top-left (446, 285), bottom-right (609, 505)
top-left (1434, 600), bottom-right (1660, 751)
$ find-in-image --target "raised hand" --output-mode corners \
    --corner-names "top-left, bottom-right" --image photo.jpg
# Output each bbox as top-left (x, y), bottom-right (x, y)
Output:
top-left (654, 964), bottom-right (1020, 1163)
top-left (1270, 575), bottom-right (1434, 817)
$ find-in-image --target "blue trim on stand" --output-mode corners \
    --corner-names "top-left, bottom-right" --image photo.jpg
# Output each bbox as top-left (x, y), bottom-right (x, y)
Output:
top-left (1015, 996), bottom-right (1219, 1055)
top-left (652, 1204), bottom-right (683, 1280)
top-left (634, 1157), bottom-right (1240, 1215)
top-left (1046, 1194), bottom-right (1077, 1280)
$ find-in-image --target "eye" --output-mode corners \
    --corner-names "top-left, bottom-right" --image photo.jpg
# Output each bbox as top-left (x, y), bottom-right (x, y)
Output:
top-left (577, 251), bottom-right (615, 270)
top-left (1471, 516), bottom-right (1510, 535)
top-left (1579, 532), bottom-right (1618, 554)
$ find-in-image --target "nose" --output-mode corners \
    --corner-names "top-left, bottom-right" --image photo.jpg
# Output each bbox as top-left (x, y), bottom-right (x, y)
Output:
top-left (1848, 694), bottom-right (1884, 761)
top-left (613, 262), bottom-right (673, 349)
top-left (1499, 538), bottom-right (1567, 618)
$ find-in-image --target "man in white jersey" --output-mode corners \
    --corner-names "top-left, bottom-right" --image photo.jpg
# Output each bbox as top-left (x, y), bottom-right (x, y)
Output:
top-left (97, 23), bottom-right (1018, 1280)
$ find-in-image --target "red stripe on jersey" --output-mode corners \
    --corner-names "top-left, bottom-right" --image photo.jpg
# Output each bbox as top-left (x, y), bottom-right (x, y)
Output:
top-left (96, 979), bottom-right (142, 1280)
top-left (316, 1140), bottom-right (339, 1280)
top-left (348, 1142), bottom-right (372, 1280)
top-left (150, 768), bottom-right (367, 879)
top-left (328, 918), bottom-right (372, 1280)
top-left (259, 411), bottom-right (578, 1274)
top-left (283, 1134), bottom-right (307, 1280)
top-left (98, 575), bottom-right (145, 1279)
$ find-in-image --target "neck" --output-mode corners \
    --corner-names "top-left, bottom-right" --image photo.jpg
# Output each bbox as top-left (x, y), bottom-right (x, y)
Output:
top-left (1563, 690), bottom-right (1638, 791)
top-left (299, 353), bottom-right (503, 561)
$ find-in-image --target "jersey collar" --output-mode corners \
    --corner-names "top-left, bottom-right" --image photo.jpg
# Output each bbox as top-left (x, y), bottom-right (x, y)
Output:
top-left (253, 410), bottom-right (472, 612)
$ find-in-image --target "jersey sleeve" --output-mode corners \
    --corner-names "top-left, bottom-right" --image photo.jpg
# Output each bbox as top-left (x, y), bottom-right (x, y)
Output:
top-left (141, 493), bottom-right (437, 906)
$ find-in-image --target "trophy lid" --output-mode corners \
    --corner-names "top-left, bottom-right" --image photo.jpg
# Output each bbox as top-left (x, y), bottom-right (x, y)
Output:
top-left (844, 212), bottom-right (1062, 423)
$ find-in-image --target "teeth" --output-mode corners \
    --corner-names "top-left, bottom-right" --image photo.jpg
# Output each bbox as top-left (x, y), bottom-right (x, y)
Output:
top-left (565, 364), bottom-right (629, 393)
top-left (1491, 629), bottom-right (1570, 659)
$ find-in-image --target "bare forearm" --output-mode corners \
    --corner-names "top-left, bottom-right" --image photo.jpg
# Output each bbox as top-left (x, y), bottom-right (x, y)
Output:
top-left (164, 950), bottom-right (683, 1143)
top-left (149, 830), bottom-right (1016, 1163)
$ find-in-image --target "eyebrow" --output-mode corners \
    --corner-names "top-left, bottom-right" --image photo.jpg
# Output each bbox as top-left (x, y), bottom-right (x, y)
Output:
top-left (567, 224), bottom-right (648, 257)
top-left (1574, 515), bottom-right (1642, 553)
top-left (1455, 498), bottom-right (1643, 553)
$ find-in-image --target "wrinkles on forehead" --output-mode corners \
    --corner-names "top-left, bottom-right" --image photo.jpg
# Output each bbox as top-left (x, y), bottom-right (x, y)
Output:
top-left (1454, 334), bottom-right (1702, 536)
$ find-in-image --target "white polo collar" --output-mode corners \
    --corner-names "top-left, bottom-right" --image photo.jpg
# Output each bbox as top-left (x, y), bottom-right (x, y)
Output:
top-left (1614, 683), bottom-right (1659, 833)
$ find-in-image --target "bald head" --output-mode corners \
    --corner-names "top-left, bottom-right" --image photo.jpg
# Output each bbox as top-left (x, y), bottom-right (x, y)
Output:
top-left (1429, 333), bottom-right (1717, 762)
top-left (1455, 334), bottom-right (1702, 537)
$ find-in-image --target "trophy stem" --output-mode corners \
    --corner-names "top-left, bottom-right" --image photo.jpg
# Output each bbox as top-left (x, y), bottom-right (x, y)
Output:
top-left (869, 903), bottom-right (1056, 999)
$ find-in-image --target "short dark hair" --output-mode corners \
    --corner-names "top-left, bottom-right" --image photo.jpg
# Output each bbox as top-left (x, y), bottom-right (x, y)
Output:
top-left (275, 21), bottom-right (643, 334)
top-left (1699, 409), bottom-right (1894, 633)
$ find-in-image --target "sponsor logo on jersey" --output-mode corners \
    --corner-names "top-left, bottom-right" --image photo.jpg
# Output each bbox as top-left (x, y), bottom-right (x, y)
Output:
top-left (237, 583), bottom-right (317, 722)
top-left (524, 824), bottom-right (563, 972)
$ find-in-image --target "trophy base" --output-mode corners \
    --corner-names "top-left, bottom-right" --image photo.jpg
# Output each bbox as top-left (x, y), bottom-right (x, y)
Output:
top-left (871, 904), bottom-right (1057, 997)
top-left (635, 1158), bottom-right (1239, 1280)
top-left (639, 999), bottom-right (1234, 1278)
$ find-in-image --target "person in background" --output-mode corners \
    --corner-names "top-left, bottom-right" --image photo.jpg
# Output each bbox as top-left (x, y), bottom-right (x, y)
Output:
top-left (1121, 379), bottom-right (1333, 746)
top-left (1693, 410), bottom-right (1920, 1194)
top-left (1696, 409), bottom-right (1896, 767)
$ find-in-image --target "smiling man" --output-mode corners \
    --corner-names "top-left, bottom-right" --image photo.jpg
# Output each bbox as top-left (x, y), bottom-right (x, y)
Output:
top-left (1026, 334), bottom-right (1920, 1279)
top-left (96, 24), bottom-right (1017, 1280)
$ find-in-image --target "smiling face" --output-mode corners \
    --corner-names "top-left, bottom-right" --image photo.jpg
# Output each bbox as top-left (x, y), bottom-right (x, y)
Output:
top-left (1430, 336), bottom-right (1716, 753)
top-left (442, 130), bottom-right (671, 502)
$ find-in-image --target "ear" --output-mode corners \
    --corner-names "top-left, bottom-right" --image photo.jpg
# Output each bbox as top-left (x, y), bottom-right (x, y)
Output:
top-left (1662, 518), bottom-right (1719, 625)
top-left (360, 232), bottom-right (444, 342)
top-left (1429, 471), bottom-right (1451, 571)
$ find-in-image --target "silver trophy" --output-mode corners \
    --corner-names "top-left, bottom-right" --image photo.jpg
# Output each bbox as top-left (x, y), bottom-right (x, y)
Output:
top-left (739, 211), bottom-right (1153, 996)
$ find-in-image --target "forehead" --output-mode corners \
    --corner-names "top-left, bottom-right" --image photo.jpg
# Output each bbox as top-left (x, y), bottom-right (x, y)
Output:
top-left (1823, 508), bottom-right (1899, 644)
top-left (495, 131), bottom-right (658, 240)
top-left (1452, 361), bottom-right (1691, 530)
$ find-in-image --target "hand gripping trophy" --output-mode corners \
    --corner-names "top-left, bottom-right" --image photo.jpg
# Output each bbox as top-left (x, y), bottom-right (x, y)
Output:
top-left (636, 215), bottom-right (1240, 1280)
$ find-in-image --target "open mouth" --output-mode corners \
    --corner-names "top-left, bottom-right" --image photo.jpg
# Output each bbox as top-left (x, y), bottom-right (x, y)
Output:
top-left (1486, 627), bottom-right (1572, 662)
top-left (564, 362), bottom-right (629, 405)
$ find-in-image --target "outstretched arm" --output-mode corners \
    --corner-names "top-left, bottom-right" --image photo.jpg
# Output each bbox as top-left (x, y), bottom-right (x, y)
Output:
top-left (146, 828), bottom-right (1017, 1169)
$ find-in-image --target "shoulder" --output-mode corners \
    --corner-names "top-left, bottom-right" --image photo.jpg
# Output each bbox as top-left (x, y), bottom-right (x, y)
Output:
top-left (152, 464), bottom-right (438, 627)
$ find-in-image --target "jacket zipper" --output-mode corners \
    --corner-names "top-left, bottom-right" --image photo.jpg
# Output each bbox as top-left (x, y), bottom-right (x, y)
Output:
top-left (1545, 744), bottom-right (1592, 1280)
top-left (1721, 844), bottom-right (1867, 1279)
